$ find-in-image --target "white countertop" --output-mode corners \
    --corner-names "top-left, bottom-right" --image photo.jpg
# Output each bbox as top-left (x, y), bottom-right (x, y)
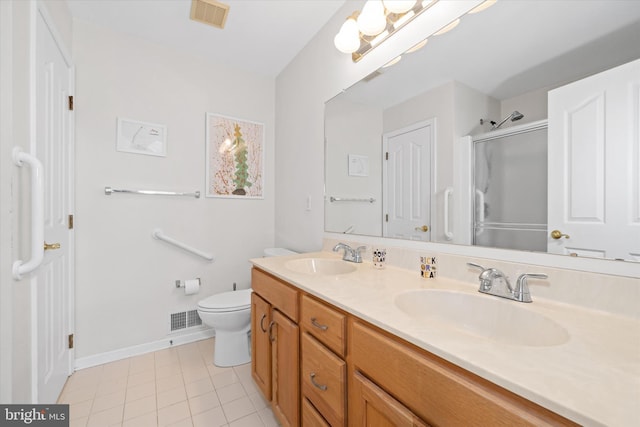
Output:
top-left (250, 251), bottom-right (640, 427)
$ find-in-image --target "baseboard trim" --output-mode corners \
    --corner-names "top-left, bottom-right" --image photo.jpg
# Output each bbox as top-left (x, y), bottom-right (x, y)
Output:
top-left (74, 328), bottom-right (215, 371)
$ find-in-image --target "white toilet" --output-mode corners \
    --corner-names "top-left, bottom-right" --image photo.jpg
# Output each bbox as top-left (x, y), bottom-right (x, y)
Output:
top-left (197, 247), bottom-right (297, 367)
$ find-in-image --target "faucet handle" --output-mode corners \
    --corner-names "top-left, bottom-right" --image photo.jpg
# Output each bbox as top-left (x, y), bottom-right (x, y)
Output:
top-left (514, 273), bottom-right (548, 303)
top-left (354, 246), bottom-right (366, 262)
top-left (467, 262), bottom-right (494, 292)
top-left (467, 262), bottom-right (487, 271)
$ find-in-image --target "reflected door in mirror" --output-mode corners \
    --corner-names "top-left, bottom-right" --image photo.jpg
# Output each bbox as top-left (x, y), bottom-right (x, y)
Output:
top-left (383, 121), bottom-right (434, 241)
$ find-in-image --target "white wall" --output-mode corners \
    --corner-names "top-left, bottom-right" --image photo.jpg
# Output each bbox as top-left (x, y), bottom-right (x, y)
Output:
top-left (499, 84), bottom-right (554, 128)
top-left (73, 21), bottom-right (275, 360)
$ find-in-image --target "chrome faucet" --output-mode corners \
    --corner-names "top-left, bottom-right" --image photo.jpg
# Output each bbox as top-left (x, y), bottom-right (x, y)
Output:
top-left (332, 243), bottom-right (366, 263)
top-left (467, 263), bottom-right (547, 303)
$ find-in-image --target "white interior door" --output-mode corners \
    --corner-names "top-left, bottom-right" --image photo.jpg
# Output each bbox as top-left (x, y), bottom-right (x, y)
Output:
top-left (34, 8), bottom-right (73, 403)
top-left (547, 58), bottom-right (640, 260)
top-left (383, 121), bottom-right (433, 241)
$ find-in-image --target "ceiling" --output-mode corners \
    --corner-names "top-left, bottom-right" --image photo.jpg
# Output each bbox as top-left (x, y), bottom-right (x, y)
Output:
top-left (67, 0), bottom-right (347, 77)
top-left (66, 0), bottom-right (640, 99)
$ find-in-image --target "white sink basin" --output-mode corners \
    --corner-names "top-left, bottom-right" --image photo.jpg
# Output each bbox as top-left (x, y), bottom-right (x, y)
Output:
top-left (394, 289), bottom-right (569, 347)
top-left (284, 258), bottom-right (357, 275)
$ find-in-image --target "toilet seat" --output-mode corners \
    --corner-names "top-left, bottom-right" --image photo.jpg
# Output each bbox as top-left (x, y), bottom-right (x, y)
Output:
top-left (198, 289), bottom-right (252, 313)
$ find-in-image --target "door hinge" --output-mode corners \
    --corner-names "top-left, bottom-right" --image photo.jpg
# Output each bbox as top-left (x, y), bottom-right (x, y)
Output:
top-left (385, 152), bottom-right (389, 160)
top-left (68, 95), bottom-right (74, 111)
top-left (385, 214), bottom-right (389, 222)
top-left (68, 214), bottom-right (74, 229)
top-left (68, 334), bottom-right (74, 349)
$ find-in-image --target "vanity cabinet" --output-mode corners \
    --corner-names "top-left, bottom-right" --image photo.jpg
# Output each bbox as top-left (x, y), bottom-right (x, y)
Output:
top-left (251, 267), bottom-right (578, 426)
top-left (251, 269), bottom-right (299, 427)
top-left (349, 320), bottom-right (578, 427)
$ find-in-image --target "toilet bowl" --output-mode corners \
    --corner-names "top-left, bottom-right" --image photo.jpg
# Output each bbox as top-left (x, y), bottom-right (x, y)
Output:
top-left (198, 289), bottom-right (252, 367)
top-left (198, 248), bottom-right (297, 367)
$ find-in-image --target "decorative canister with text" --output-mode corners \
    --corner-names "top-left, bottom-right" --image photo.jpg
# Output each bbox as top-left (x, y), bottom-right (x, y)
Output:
top-left (420, 256), bottom-right (437, 278)
top-left (373, 249), bottom-right (386, 269)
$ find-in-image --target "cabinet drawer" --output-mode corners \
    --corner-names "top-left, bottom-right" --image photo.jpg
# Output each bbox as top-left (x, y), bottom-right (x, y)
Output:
top-left (302, 398), bottom-right (330, 427)
top-left (349, 321), bottom-right (577, 426)
top-left (301, 294), bottom-right (346, 357)
top-left (251, 268), bottom-right (298, 322)
top-left (301, 333), bottom-right (346, 427)
top-left (352, 371), bottom-right (429, 427)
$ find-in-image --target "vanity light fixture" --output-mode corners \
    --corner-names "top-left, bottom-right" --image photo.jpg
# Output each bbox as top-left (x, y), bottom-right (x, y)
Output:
top-left (335, 0), bottom-right (437, 62)
top-left (335, 0), bottom-right (498, 62)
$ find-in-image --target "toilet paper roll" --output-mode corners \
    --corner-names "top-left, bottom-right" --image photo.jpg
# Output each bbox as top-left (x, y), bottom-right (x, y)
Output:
top-left (184, 279), bottom-right (200, 295)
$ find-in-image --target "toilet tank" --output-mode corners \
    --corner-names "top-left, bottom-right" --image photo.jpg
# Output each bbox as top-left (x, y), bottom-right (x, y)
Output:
top-left (264, 248), bottom-right (297, 257)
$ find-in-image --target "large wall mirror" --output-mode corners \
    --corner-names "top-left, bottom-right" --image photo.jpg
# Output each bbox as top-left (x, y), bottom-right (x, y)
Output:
top-left (325, 0), bottom-right (640, 263)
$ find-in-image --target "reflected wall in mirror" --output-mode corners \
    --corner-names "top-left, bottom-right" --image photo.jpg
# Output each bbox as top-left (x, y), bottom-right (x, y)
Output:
top-left (324, 0), bottom-right (640, 262)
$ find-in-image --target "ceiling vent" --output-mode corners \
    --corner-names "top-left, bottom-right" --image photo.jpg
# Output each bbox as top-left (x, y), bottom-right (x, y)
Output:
top-left (190, 0), bottom-right (230, 29)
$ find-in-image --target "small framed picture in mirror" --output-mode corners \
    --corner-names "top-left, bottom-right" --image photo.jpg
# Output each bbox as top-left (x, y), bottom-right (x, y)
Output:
top-left (348, 154), bottom-right (369, 177)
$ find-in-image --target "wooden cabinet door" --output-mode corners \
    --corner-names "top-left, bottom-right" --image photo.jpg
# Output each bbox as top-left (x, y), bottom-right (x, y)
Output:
top-left (272, 309), bottom-right (300, 427)
top-left (352, 371), bottom-right (429, 427)
top-left (251, 293), bottom-right (272, 400)
top-left (302, 398), bottom-right (330, 427)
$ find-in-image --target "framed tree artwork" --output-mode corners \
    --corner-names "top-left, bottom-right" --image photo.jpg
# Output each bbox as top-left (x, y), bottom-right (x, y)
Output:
top-left (205, 113), bottom-right (264, 199)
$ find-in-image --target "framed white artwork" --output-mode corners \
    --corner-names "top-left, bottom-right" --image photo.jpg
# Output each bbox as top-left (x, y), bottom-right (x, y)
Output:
top-left (116, 117), bottom-right (167, 157)
top-left (348, 154), bottom-right (369, 177)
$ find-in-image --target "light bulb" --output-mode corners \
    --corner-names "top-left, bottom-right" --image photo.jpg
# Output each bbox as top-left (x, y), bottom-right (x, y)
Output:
top-left (334, 18), bottom-right (360, 53)
top-left (382, 55), bottom-right (402, 68)
top-left (383, 0), bottom-right (417, 14)
top-left (405, 38), bottom-right (427, 53)
top-left (434, 18), bottom-right (460, 36)
top-left (357, 0), bottom-right (387, 36)
top-left (468, 0), bottom-right (497, 14)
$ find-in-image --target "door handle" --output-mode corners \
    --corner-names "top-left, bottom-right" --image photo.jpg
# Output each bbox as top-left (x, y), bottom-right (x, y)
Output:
top-left (550, 230), bottom-right (570, 240)
top-left (415, 225), bottom-right (429, 232)
top-left (44, 242), bottom-right (61, 250)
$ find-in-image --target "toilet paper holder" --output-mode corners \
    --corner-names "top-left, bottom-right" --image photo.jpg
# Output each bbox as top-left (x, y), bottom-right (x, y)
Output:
top-left (175, 278), bottom-right (200, 288)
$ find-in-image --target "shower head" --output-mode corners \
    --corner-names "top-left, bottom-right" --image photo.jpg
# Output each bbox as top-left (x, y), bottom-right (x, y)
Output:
top-left (511, 110), bottom-right (524, 121)
top-left (492, 111), bottom-right (524, 130)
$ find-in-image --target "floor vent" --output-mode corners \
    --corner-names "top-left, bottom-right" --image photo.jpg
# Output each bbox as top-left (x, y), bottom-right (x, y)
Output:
top-left (190, 0), bottom-right (230, 29)
top-left (170, 309), bottom-right (202, 332)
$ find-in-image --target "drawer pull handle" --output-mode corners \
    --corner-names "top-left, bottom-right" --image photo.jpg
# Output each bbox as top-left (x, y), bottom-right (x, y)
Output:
top-left (310, 373), bottom-right (328, 391)
top-left (260, 314), bottom-right (267, 332)
top-left (311, 317), bottom-right (328, 331)
top-left (268, 321), bottom-right (275, 342)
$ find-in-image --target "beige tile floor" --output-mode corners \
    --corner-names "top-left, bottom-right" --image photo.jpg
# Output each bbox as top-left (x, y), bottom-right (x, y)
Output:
top-left (58, 338), bottom-right (279, 427)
